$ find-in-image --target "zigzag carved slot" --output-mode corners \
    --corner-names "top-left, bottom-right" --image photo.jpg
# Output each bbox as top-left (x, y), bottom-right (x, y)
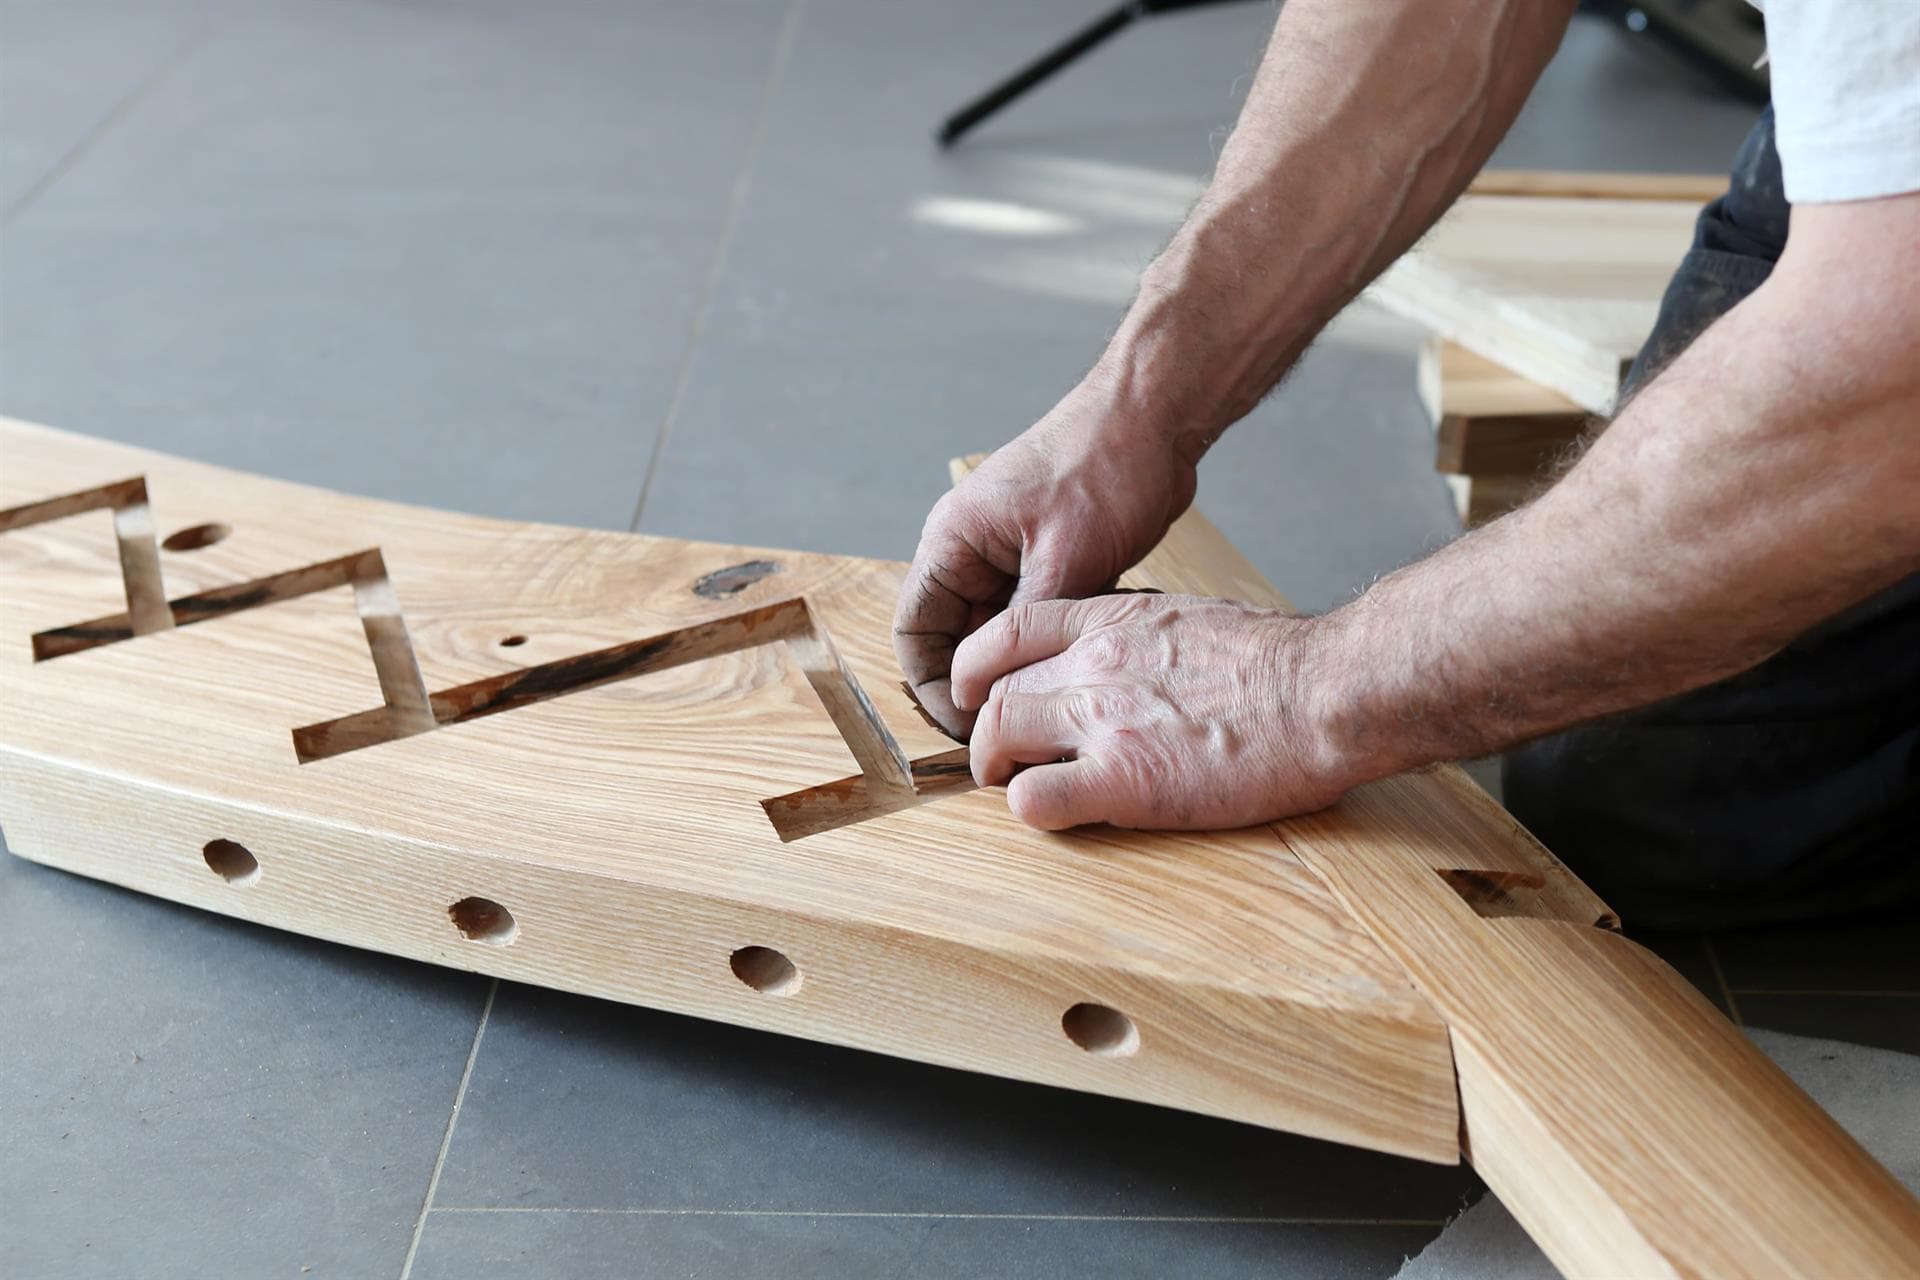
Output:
top-left (291, 597), bottom-right (964, 835)
top-left (293, 598), bottom-right (821, 760)
top-left (763, 747), bottom-right (976, 842)
top-left (1, 477), bottom-right (172, 639)
top-left (35, 549), bottom-right (370, 658)
top-left (1436, 867), bottom-right (1549, 920)
top-left (4, 476), bottom-right (968, 839)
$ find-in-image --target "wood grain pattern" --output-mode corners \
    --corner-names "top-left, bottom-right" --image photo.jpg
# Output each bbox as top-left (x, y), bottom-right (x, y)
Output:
top-left (1417, 337), bottom-right (1587, 427)
top-left (0, 417), bottom-right (1456, 1162)
top-left (1435, 416), bottom-right (1583, 478)
top-left (1371, 195), bottom-right (1696, 413)
top-left (1039, 457), bottom-right (1920, 1276)
top-left (1416, 340), bottom-right (1588, 526)
top-left (1466, 169), bottom-right (1725, 203)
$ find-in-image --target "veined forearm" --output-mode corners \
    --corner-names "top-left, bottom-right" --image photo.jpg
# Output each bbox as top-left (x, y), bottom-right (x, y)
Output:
top-left (1303, 225), bottom-right (1920, 783)
top-left (1091, 0), bottom-right (1576, 460)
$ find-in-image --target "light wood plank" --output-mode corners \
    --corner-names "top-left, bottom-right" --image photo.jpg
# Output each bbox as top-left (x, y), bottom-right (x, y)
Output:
top-left (1467, 169), bottom-right (1725, 203)
top-left (0, 417), bottom-right (1457, 1162)
top-left (1371, 195), bottom-right (1695, 412)
top-left (1415, 341), bottom-right (1586, 526)
top-left (1418, 337), bottom-right (1588, 426)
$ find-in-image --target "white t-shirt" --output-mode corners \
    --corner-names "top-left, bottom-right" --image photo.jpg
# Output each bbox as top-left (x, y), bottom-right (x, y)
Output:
top-left (1752, 0), bottom-right (1920, 203)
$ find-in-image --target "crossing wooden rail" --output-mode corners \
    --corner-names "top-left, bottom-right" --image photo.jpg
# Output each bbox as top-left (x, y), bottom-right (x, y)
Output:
top-left (5, 417), bottom-right (1917, 1276)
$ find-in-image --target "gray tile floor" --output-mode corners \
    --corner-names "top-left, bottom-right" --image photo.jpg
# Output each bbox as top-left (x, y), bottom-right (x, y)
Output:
top-left (4, 2), bottom-right (1908, 1277)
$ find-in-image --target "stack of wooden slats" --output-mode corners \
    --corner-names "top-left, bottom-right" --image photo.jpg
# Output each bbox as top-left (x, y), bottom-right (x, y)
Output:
top-left (1373, 171), bottom-right (1724, 526)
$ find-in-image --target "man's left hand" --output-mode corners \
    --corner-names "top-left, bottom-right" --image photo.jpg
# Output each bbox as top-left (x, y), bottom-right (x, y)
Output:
top-left (950, 593), bottom-right (1354, 830)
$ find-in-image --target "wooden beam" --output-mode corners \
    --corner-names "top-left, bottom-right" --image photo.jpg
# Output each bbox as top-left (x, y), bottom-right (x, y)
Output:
top-left (1371, 195), bottom-right (1695, 413)
top-left (1417, 337), bottom-right (1588, 427)
top-left (1435, 415), bottom-right (1582, 477)
top-left (1416, 340), bottom-right (1591, 527)
top-left (1467, 169), bottom-right (1725, 203)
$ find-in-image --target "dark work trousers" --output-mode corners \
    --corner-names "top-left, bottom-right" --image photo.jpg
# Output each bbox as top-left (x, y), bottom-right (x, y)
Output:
top-left (1501, 107), bottom-right (1920, 930)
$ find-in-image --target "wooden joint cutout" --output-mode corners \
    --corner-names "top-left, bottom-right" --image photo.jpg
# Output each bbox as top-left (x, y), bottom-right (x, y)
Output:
top-left (2, 476), bottom-right (975, 841)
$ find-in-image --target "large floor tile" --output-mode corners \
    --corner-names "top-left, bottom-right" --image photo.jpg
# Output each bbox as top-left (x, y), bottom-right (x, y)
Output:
top-left (632, 325), bottom-right (1114, 561)
top-left (0, 837), bottom-right (490, 1278)
top-left (2, 0), bottom-right (788, 529)
top-left (638, 0), bottom-right (1460, 601)
top-left (1489, 14), bottom-right (1758, 173)
top-left (1492, 15), bottom-right (1760, 172)
top-left (410, 1209), bottom-right (1437, 1280)
top-left (637, 0), bottom-right (1266, 559)
top-left (640, 8), bottom-right (1756, 609)
top-left (432, 985), bottom-right (1480, 1219)
top-left (0, 0), bottom-right (242, 212)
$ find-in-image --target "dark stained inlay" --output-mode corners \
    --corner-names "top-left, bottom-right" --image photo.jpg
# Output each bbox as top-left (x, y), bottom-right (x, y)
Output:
top-left (692, 559), bottom-right (781, 599)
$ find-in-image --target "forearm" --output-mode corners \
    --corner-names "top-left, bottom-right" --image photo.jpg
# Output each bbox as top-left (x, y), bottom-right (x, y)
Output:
top-left (1091, 0), bottom-right (1576, 461)
top-left (1302, 211), bottom-right (1920, 784)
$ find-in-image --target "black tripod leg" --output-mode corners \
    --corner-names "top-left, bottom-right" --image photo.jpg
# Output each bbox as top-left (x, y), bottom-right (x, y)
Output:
top-left (937, 2), bottom-right (1142, 148)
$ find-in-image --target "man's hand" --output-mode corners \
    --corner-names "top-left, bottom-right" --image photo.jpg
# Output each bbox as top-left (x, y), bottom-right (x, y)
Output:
top-left (892, 0), bottom-right (1575, 744)
top-left (892, 386), bottom-right (1199, 739)
top-left (949, 593), bottom-right (1356, 830)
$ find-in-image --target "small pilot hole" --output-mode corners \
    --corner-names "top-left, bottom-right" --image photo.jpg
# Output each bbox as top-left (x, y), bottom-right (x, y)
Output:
top-left (730, 945), bottom-right (801, 996)
top-left (498, 634), bottom-right (528, 648)
top-left (162, 522), bottom-right (232, 552)
top-left (448, 897), bottom-right (518, 945)
top-left (1062, 1003), bottom-right (1139, 1056)
top-left (202, 838), bottom-right (260, 885)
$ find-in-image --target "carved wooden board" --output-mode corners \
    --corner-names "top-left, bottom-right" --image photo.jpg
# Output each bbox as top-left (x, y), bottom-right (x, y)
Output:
top-left (1370, 194), bottom-right (1697, 413)
top-left (0, 416), bottom-right (1456, 1161)
top-left (7, 418), bottom-right (1918, 1276)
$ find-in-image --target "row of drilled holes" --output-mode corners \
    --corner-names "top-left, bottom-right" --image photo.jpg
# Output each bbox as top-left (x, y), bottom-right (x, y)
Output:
top-left (198, 839), bottom-right (1140, 1056)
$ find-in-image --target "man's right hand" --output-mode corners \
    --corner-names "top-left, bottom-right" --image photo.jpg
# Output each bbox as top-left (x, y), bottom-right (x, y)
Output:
top-left (892, 382), bottom-right (1199, 740)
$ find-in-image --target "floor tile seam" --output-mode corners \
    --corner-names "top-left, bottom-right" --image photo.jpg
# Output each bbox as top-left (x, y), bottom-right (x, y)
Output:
top-left (399, 977), bottom-right (499, 1280)
top-left (423, 1207), bottom-right (1447, 1226)
top-left (4, 15), bottom-right (222, 225)
top-left (624, 0), bottom-right (806, 534)
top-left (1703, 936), bottom-right (1744, 1025)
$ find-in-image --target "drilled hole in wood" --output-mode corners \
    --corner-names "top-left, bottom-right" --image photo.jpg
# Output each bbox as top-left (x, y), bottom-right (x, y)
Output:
top-left (448, 896), bottom-right (517, 945)
top-left (730, 946), bottom-right (801, 996)
top-left (498, 634), bottom-right (528, 648)
top-left (1062, 1003), bottom-right (1138, 1056)
top-left (162, 522), bottom-right (232, 552)
top-left (202, 838), bottom-right (260, 885)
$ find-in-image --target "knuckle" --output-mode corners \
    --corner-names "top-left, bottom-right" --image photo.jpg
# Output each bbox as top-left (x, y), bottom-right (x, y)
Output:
top-left (998, 607), bottom-right (1026, 654)
top-left (1079, 629), bottom-right (1130, 671)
